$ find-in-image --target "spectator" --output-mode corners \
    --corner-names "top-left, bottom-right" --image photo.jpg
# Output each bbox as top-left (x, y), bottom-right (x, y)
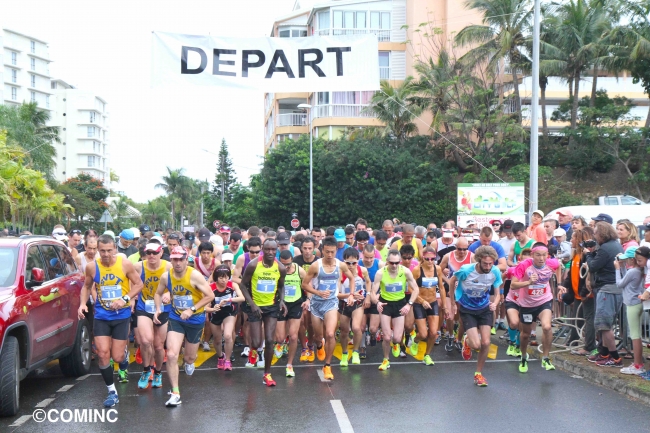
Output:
top-left (641, 222), bottom-right (650, 248)
top-left (556, 209), bottom-right (574, 241)
top-left (586, 221), bottom-right (624, 367)
top-left (615, 246), bottom-right (647, 375)
top-left (571, 215), bottom-right (588, 232)
top-left (544, 218), bottom-right (560, 247)
top-left (553, 228), bottom-right (571, 264)
top-left (117, 229), bottom-right (137, 256)
top-left (527, 210), bottom-right (547, 244)
top-left (52, 226), bottom-right (68, 243)
top-left (559, 227), bottom-right (597, 355)
top-left (616, 219), bottom-right (639, 250)
top-left (78, 229), bottom-right (98, 253)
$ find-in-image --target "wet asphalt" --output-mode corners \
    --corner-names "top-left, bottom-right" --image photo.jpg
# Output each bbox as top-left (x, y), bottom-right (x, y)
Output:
top-left (2, 336), bottom-right (649, 433)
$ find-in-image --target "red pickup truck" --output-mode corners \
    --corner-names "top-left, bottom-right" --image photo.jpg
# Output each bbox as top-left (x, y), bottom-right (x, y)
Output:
top-left (0, 236), bottom-right (90, 416)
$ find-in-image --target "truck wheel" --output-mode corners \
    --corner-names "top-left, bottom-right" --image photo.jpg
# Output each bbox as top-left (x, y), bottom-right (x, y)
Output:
top-left (59, 319), bottom-right (91, 377)
top-left (0, 336), bottom-right (20, 417)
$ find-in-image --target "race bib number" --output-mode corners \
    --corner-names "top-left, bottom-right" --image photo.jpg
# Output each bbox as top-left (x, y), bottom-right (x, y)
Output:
top-left (422, 277), bottom-right (438, 288)
top-left (144, 300), bottom-right (156, 314)
top-left (467, 288), bottom-right (485, 298)
top-left (100, 285), bottom-right (121, 301)
top-left (173, 295), bottom-right (194, 310)
top-left (385, 283), bottom-right (403, 293)
top-left (528, 284), bottom-right (546, 297)
top-left (256, 279), bottom-right (276, 293)
top-left (513, 291), bottom-right (520, 301)
top-left (284, 285), bottom-right (297, 298)
top-left (522, 313), bottom-right (533, 324)
top-left (215, 294), bottom-right (232, 304)
top-left (355, 282), bottom-right (366, 297)
top-left (341, 283), bottom-right (350, 294)
top-left (318, 279), bottom-right (337, 292)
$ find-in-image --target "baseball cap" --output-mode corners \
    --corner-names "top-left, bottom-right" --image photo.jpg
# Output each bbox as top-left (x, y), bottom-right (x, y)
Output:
top-left (221, 252), bottom-right (234, 262)
top-left (553, 228), bottom-right (566, 237)
top-left (636, 246), bottom-right (650, 259)
top-left (592, 213), bottom-right (613, 224)
top-left (532, 210), bottom-right (545, 218)
top-left (556, 209), bottom-right (573, 218)
top-left (169, 246), bottom-right (187, 259)
top-left (210, 234), bottom-right (223, 246)
top-left (198, 227), bottom-right (212, 242)
top-left (52, 229), bottom-right (67, 241)
top-left (103, 230), bottom-right (115, 240)
top-left (334, 229), bottom-right (346, 242)
top-left (130, 228), bottom-right (141, 239)
top-left (220, 225), bottom-right (231, 233)
top-left (489, 219), bottom-right (502, 225)
top-left (277, 232), bottom-right (291, 245)
top-left (139, 224), bottom-right (151, 233)
top-left (618, 246), bottom-right (638, 260)
top-left (150, 235), bottom-right (164, 245)
top-left (502, 220), bottom-right (515, 233)
top-left (144, 243), bottom-right (162, 253)
top-left (119, 229), bottom-right (134, 240)
top-left (465, 219), bottom-right (476, 226)
top-left (442, 229), bottom-right (454, 239)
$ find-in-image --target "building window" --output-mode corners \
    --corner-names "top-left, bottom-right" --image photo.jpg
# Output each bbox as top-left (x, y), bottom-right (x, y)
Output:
top-left (279, 28), bottom-right (307, 38)
top-left (46, 95), bottom-right (50, 108)
top-left (30, 58), bottom-right (36, 70)
top-left (30, 91), bottom-right (36, 103)
top-left (30, 40), bottom-right (36, 54)
top-left (279, 30), bottom-right (290, 38)
top-left (88, 156), bottom-right (95, 167)
top-left (11, 69), bottom-right (17, 83)
top-left (90, 112), bottom-right (96, 123)
top-left (11, 51), bottom-right (17, 65)
top-left (379, 52), bottom-right (390, 79)
top-left (11, 87), bottom-right (17, 100)
top-left (31, 74), bottom-right (36, 87)
top-left (318, 11), bottom-right (330, 30)
top-left (103, 144), bottom-right (107, 155)
top-left (87, 126), bottom-right (95, 137)
top-left (317, 92), bottom-right (329, 105)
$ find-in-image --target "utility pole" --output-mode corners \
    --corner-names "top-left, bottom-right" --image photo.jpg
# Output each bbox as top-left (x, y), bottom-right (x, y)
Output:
top-left (529, 0), bottom-right (541, 219)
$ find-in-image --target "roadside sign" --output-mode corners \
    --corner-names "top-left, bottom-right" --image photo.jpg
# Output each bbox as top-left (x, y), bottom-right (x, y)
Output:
top-left (213, 220), bottom-right (220, 228)
top-left (291, 219), bottom-right (300, 229)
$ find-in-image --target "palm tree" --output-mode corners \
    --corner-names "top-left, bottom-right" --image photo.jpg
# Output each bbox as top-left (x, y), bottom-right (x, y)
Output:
top-left (155, 167), bottom-right (189, 229)
top-left (454, 0), bottom-right (534, 124)
top-left (364, 78), bottom-right (421, 141)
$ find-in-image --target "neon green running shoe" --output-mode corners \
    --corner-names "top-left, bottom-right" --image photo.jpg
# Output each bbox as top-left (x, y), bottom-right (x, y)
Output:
top-left (118, 368), bottom-right (129, 383)
top-left (519, 358), bottom-right (528, 373)
top-left (542, 357), bottom-right (556, 371)
top-left (513, 346), bottom-right (522, 357)
top-left (351, 351), bottom-right (360, 365)
top-left (491, 327), bottom-right (496, 335)
top-left (423, 355), bottom-right (434, 366)
top-left (409, 341), bottom-right (419, 356)
top-left (391, 343), bottom-right (400, 358)
top-left (340, 353), bottom-right (349, 367)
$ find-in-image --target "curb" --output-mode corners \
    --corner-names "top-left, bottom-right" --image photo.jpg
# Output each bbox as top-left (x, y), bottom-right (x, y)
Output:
top-left (491, 335), bottom-right (650, 405)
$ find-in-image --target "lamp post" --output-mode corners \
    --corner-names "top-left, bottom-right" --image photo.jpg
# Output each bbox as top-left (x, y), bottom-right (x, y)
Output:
top-left (297, 103), bottom-right (313, 230)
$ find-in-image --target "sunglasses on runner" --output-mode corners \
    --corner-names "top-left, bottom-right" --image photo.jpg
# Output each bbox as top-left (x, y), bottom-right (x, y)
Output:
top-left (144, 250), bottom-right (160, 255)
top-left (345, 261), bottom-right (358, 266)
top-left (402, 255), bottom-right (413, 260)
top-left (248, 249), bottom-right (261, 254)
top-left (423, 257), bottom-right (436, 261)
top-left (456, 248), bottom-right (468, 251)
top-left (70, 229), bottom-right (82, 235)
top-left (388, 261), bottom-right (400, 265)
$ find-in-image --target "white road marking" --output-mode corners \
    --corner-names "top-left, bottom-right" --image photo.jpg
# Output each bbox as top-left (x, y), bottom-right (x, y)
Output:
top-left (76, 374), bottom-right (90, 381)
top-left (35, 398), bottom-right (55, 408)
top-left (9, 415), bottom-right (32, 427)
top-left (330, 400), bottom-right (354, 433)
top-left (317, 369), bottom-right (329, 382)
top-left (57, 384), bottom-right (75, 392)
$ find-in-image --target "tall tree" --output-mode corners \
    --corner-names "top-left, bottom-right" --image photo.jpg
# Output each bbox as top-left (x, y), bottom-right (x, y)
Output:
top-left (454, 0), bottom-right (534, 124)
top-left (155, 167), bottom-right (189, 229)
top-left (365, 78), bottom-right (421, 141)
top-left (212, 138), bottom-right (237, 213)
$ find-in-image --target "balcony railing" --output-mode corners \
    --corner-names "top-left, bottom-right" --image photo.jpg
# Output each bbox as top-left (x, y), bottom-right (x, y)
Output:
top-left (313, 104), bottom-right (374, 119)
top-left (277, 113), bottom-right (307, 127)
top-left (316, 28), bottom-right (390, 42)
top-left (379, 67), bottom-right (390, 80)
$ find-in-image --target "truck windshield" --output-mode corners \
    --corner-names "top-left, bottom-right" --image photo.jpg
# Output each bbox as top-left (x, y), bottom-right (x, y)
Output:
top-left (0, 247), bottom-right (19, 287)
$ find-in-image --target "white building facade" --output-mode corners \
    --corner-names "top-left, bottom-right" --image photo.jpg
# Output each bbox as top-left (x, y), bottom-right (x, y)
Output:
top-left (49, 79), bottom-right (110, 184)
top-left (2, 29), bottom-right (53, 110)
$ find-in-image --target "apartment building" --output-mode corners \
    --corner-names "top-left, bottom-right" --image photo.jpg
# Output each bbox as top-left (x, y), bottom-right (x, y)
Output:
top-left (49, 79), bottom-right (111, 185)
top-left (263, 0), bottom-right (482, 152)
top-left (2, 28), bottom-right (53, 110)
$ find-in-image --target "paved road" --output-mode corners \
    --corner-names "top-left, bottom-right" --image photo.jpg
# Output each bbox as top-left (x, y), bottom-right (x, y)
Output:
top-left (2, 338), bottom-right (648, 433)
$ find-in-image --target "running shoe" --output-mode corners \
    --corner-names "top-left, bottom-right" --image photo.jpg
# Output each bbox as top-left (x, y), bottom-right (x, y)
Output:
top-left (455, 339), bottom-right (463, 352)
top-left (202, 341), bottom-right (210, 352)
top-left (307, 347), bottom-right (316, 362)
top-left (217, 356), bottom-right (225, 370)
top-left (409, 340), bottom-right (419, 356)
top-left (152, 372), bottom-right (163, 388)
top-left (317, 343), bottom-right (325, 362)
top-left (506, 344), bottom-right (515, 357)
top-left (299, 348), bottom-right (309, 362)
top-left (542, 358), bottom-right (556, 371)
top-left (513, 346), bottom-right (522, 358)
top-left (263, 373), bottom-right (277, 386)
top-left (519, 358), bottom-right (528, 373)
top-left (391, 343), bottom-right (400, 358)
top-left (230, 353), bottom-right (235, 362)
top-left (498, 321), bottom-right (508, 331)
top-left (118, 369), bottom-right (129, 383)
top-left (165, 392), bottom-right (181, 406)
top-left (340, 353), bottom-right (349, 367)
top-left (323, 365), bottom-right (334, 380)
top-left (282, 343), bottom-right (289, 356)
top-left (359, 347), bottom-right (366, 359)
top-left (224, 360), bottom-right (232, 371)
top-left (474, 372), bottom-right (488, 387)
top-left (103, 391), bottom-right (119, 408)
top-left (399, 349), bottom-right (407, 358)
top-left (257, 351), bottom-right (265, 368)
top-left (461, 335), bottom-right (471, 361)
top-left (246, 349), bottom-right (258, 368)
top-left (445, 335), bottom-right (454, 352)
top-left (423, 355), bottom-right (434, 366)
top-left (241, 346), bottom-right (250, 357)
top-left (435, 332), bottom-right (441, 345)
top-left (621, 364), bottom-right (646, 375)
top-left (587, 353), bottom-right (606, 363)
top-left (351, 351), bottom-right (361, 365)
top-left (274, 344), bottom-right (283, 359)
top-left (285, 365), bottom-right (295, 377)
top-left (378, 359), bottom-right (390, 371)
top-left (138, 370), bottom-right (151, 389)
top-left (184, 363), bottom-right (195, 376)
top-left (135, 347), bottom-right (142, 364)
top-left (491, 327), bottom-right (496, 335)
top-left (595, 356), bottom-right (623, 367)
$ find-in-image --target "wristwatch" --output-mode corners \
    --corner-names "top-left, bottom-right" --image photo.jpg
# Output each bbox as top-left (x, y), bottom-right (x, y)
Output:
top-left (408, 300), bottom-right (414, 305)
top-left (121, 295), bottom-right (130, 303)
top-left (190, 306), bottom-right (197, 312)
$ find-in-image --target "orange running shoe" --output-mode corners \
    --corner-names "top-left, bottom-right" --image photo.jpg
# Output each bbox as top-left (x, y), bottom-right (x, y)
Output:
top-left (263, 373), bottom-right (276, 387)
top-left (322, 365), bottom-right (334, 380)
top-left (317, 339), bottom-right (325, 361)
top-left (474, 372), bottom-right (488, 387)
top-left (462, 334), bottom-right (472, 361)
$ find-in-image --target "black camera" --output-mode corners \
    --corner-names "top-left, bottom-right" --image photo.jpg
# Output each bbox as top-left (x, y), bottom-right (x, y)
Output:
top-left (580, 240), bottom-right (597, 248)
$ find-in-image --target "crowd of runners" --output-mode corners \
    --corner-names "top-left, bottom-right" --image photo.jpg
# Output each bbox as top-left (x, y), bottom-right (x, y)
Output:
top-left (39, 210), bottom-right (650, 408)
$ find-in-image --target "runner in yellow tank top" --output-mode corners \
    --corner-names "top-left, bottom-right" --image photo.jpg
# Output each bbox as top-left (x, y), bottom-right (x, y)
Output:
top-left (154, 246), bottom-right (214, 407)
top-left (241, 240), bottom-right (288, 387)
top-left (133, 241), bottom-right (172, 389)
top-left (392, 224), bottom-right (424, 261)
top-left (77, 234), bottom-right (143, 409)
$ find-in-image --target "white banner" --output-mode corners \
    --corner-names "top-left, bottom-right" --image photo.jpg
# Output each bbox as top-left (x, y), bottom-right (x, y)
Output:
top-left (151, 32), bottom-right (380, 92)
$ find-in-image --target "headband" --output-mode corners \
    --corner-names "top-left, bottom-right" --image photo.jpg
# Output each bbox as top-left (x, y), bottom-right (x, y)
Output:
top-left (531, 246), bottom-right (548, 253)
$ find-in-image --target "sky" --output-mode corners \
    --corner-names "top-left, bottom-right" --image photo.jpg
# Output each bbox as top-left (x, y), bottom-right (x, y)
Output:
top-left (2, 0), bottom-right (296, 202)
